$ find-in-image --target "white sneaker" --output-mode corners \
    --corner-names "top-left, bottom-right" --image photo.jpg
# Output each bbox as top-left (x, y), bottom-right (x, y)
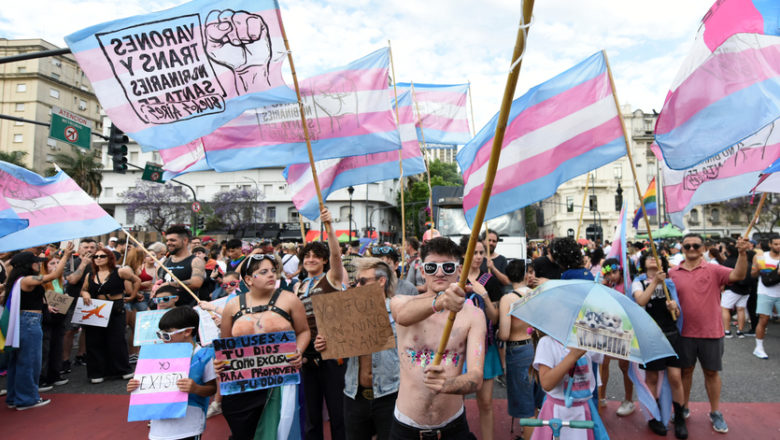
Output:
top-left (90, 377), bottom-right (105, 384)
top-left (616, 400), bottom-right (635, 416)
top-left (16, 398), bottom-right (51, 411)
top-left (206, 400), bottom-right (222, 418)
top-left (753, 347), bottom-right (769, 359)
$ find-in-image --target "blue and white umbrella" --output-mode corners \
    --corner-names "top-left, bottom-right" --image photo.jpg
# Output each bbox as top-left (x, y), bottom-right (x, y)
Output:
top-left (510, 280), bottom-right (676, 364)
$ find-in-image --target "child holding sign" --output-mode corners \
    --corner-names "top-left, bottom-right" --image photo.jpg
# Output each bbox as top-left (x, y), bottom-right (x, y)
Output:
top-left (127, 307), bottom-right (217, 440)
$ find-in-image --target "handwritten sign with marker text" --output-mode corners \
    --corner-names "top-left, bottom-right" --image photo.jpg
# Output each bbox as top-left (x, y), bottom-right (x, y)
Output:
top-left (311, 284), bottom-right (395, 360)
top-left (71, 298), bottom-right (113, 327)
top-left (213, 331), bottom-right (299, 395)
top-left (128, 342), bottom-right (192, 422)
top-left (45, 290), bottom-right (74, 315)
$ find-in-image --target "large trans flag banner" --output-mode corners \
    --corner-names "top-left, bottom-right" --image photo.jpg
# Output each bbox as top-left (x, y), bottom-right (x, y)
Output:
top-left (0, 162), bottom-right (121, 252)
top-left (203, 48), bottom-right (400, 171)
top-left (457, 51), bottom-right (625, 226)
top-left (396, 82), bottom-right (471, 145)
top-left (284, 90), bottom-right (425, 220)
top-left (655, 120), bottom-right (780, 228)
top-left (655, 0), bottom-right (780, 169)
top-left (65, 0), bottom-right (297, 150)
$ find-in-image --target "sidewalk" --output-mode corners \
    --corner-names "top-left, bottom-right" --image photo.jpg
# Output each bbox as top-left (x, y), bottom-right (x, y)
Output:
top-left (3, 394), bottom-right (779, 439)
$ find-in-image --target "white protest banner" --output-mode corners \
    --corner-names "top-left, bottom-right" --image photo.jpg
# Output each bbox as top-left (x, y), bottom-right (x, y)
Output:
top-left (195, 306), bottom-right (221, 347)
top-left (71, 298), bottom-right (113, 327)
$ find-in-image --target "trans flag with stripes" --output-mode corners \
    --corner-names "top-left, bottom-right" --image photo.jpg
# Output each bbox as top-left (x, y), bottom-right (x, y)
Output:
top-left (655, 0), bottom-right (780, 170)
top-left (128, 343), bottom-right (193, 422)
top-left (396, 82), bottom-right (471, 145)
top-left (65, 0), bottom-right (297, 150)
top-left (159, 139), bottom-right (211, 180)
top-left (457, 51), bottom-right (626, 226)
top-left (654, 120), bottom-right (780, 228)
top-left (283, 90), bottom-right (426, 220)
top-left (0, 162), bottom-right (121, 252)
top-left (204, 48), bottom-right (401, 171)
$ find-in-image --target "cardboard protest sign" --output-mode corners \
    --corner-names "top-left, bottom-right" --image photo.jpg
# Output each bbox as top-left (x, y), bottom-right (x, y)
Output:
top-left (134, 309), bottom-right (170, 346)
top-left (194, 306), bottom-right (220, 347)
top-left (71, 298), bottom-right (114, 327)
top-left (128, 342), bottom-right (192, 422)
top-left (45, 290), bottom-right (74, 315)
top-left (311, 284), bottom-right (394, 360)
top-left (213, 331), bottom-right (299, 395)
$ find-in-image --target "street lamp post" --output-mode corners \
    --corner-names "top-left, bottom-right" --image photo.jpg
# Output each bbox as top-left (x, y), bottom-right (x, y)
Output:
top-left (348, 186), bottom-right (355, 244)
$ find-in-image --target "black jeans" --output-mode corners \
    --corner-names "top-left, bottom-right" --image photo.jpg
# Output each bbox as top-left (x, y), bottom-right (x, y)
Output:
top-left (344, 390), bottom-right (397, 440)
top-left (301, 358), bottom-right (347, 440)
top-left (84, 300), bottom-right (130, 379)
top-left (41, 310), bottom-right (66, 382)
top-left (389, 411), bottom-right (475, 440)
top-left (222, 389), bottom-right (268, 440)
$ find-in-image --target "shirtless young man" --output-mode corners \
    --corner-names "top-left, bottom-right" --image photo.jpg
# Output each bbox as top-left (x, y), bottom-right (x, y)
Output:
top-left (390, 237), bottom-right (486, 439)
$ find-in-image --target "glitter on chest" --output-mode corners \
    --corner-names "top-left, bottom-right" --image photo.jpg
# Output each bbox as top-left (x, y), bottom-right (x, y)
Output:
top-left (405, 348), bottom-right (461, 368)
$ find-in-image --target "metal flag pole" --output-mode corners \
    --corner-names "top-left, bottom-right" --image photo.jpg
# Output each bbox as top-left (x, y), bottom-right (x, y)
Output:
top-left (388, 40), bottom-right (407, 276)
top-left (278, 10), bottom-right (333, 240)
top-left (575, 175), bottom-right (590, 240)
top-left (433, 0), bottom-right (536, 365)
top-left (410, 81), bottom-right (436, 234)
top-left (602, 50), bottom-right (675, 319)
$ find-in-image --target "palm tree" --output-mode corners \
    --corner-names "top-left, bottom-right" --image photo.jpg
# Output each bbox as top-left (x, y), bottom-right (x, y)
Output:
top-left (49, 149), bottom-right (104, 197)
top-left (0, 150), bottom-right (29, 168)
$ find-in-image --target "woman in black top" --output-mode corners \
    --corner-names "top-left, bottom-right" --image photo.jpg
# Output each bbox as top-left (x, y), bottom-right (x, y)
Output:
top-left (80, 249), bottom-right (140, 383)
top-left (5, 243), bottom-right (73, 411)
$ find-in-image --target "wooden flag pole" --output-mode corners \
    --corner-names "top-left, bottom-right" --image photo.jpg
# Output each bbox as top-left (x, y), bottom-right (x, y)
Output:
top-left (744, 192), bottom-right (768, 238)
top-left (603, 50), bottom-right (675, 319)
top-left (279, 14), bottom-right (333, 239)
top-left (433, 0), bottom-right (536, 365)
top-left (575, 175), bottom-right (590, 240)
top-left (468, 80), bottom-right (477, 136)
top-left (298, 216), bottom-right (307, 243)
top-left (125, 232), bottom-right (200, 303)
top-left (388, 40), bottom-right (407, 276)
top-left (410, 81), bottom-right (435, 233)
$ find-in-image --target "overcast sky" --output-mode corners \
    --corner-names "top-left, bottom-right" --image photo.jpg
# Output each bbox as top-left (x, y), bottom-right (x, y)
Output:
top-left (0, 0), bottom-right (713, 130)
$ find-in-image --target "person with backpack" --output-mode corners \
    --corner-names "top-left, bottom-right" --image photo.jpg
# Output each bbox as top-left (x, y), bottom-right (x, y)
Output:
top-left (751, 235), bottom-right (780, 359)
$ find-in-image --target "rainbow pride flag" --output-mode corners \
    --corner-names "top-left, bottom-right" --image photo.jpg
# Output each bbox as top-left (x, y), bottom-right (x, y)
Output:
top-left (0, 280), bottom-right (21, 351)
top-left (632, 177), bottom-right (657, 229)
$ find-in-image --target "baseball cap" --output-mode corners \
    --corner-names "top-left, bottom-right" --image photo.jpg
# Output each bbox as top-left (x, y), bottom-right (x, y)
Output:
top-left (10, 251), bottom-right (46, 267)
top-left (108, 237), bottom-right (119, 242)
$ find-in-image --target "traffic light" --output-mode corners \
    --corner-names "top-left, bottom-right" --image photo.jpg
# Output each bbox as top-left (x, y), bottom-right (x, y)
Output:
top-left (108, 124), bottom-right (128, 174)
top-left (196, 216), bottom-right (205, 233)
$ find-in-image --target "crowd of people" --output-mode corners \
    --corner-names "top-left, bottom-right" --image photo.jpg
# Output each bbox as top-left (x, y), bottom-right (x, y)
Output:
top-left (1, 209), bottom-right (778, 440)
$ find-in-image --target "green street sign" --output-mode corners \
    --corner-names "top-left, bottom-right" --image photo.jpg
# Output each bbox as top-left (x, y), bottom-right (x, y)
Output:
top-left (142, 162), bottom-right (166, 183)
top-left (49, 106), bottom-right (92, 150)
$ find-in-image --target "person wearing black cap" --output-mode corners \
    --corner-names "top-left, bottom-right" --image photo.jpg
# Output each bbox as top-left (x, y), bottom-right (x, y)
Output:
top-left (5, 243), bottom-right (74, 411)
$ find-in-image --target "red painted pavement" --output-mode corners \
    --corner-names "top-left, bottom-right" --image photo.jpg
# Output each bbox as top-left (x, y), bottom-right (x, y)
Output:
top-left (2, 394), bottom-right (779, 439)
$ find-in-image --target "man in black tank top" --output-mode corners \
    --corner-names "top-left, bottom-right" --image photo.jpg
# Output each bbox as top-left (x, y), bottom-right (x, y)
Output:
top-left (158, 225), bottom-right (205, 306)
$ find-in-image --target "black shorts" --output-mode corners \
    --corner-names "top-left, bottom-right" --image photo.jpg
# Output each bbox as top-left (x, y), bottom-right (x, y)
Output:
top-left (641, 331), bottom-right (682, 371)
top-left (678, 336), bottom-right (724, 371)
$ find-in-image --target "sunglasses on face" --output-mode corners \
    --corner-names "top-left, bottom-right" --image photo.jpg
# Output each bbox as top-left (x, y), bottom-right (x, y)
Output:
top-left (683, 243), bottom-right (702, 250)
top-left (221, 281), bottom-right (240, 288)
top-left (601, 263), bottom-right (621, 274)
top-left (372, 246), bottom-right (393, 255)
top-left (156, 327), bottom-right (194, 342)
top-left (248, 254), bottom-right (275, 261)
top-left (152, 295), bottom-right (178, 304)
top-left (423, 261), bottom-right (458, 276)
top-left (356, 276), bottom-right (381, 286)
top-left (93, 254), bottom-right (108, 259)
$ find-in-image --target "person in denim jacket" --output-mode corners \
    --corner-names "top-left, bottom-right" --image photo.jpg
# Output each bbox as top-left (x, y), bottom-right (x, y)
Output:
top-left (314, 257), bottom-right (400, 440)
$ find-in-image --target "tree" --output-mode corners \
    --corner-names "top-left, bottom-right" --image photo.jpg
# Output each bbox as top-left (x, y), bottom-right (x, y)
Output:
top-left (210, 187), bottom-right (264, 233)
top-left (48, 149), bottom-right (103, 197)
top-left (0, 150), bottom-right (29, 168)
top-left (723, 196), bottom-right (780, 234)
top-left (398, 159), bottom-right (463, 237)
top-left (122, 181), bottom-right (191, 233)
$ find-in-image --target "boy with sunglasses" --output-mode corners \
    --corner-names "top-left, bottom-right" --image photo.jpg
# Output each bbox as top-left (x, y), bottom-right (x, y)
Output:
top-left (127, 306), bottom-right (217, 440)
top-left (151, 285), bottom-right (181, 311)
top-left (389, 237), bottom-right (486, 439)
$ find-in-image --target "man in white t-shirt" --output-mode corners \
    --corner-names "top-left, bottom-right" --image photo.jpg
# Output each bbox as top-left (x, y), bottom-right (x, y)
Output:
top-left (751, 236), bottom-right (780, 359)
top-left (669, 242), bottom-right (684, 266)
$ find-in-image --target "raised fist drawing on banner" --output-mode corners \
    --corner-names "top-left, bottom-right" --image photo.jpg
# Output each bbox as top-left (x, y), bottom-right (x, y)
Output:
top-left (205, 9), bottom-right (273, 94)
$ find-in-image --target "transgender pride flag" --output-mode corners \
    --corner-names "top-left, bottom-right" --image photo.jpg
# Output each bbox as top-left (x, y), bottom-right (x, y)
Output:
top-left (607, 203), bottom-right (632, 296)
top-left (284, 90), bottom-right (426, 220)
top-left (204, 48), bottom-right (401, 171)
top-left (159, 139), bottom-right (211, 180)
top-left (396, 82), bottom-right (471, 145)
top-left (0, 162), bottom-right (121, 252)
top-left (655, 0), bottom-right (780, 169)
top-left (65, 0), bottom-right (297, 150)
top-left (457, 51), bottom-right (625, 226)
